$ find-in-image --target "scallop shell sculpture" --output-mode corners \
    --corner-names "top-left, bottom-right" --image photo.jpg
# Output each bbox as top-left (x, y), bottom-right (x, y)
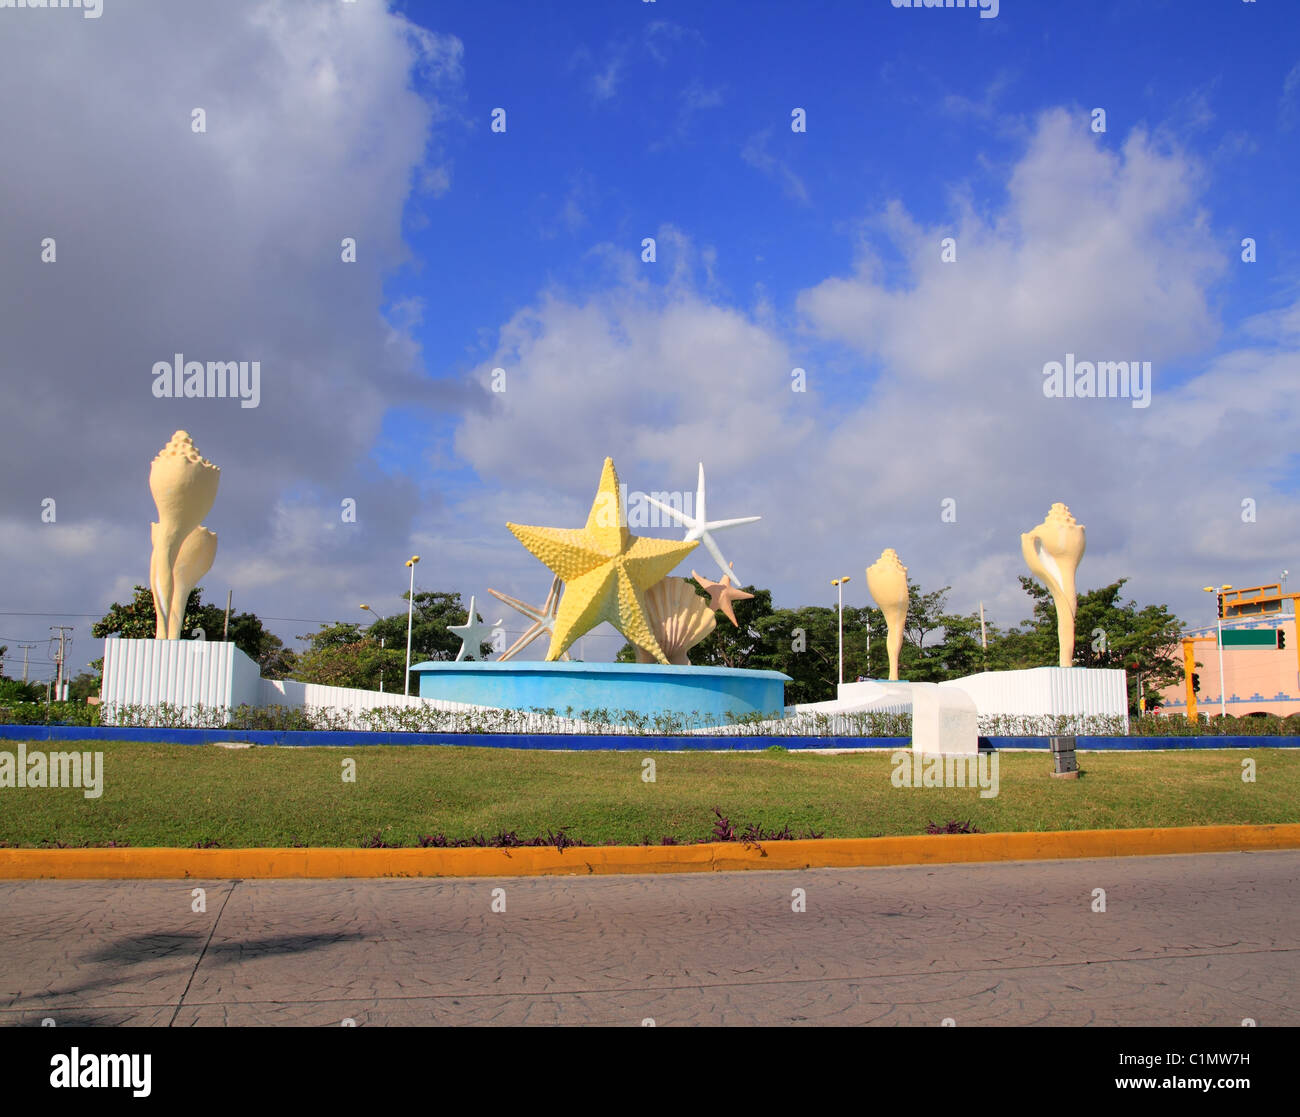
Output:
top-left (865, 548), bottom-right (909, 681)
top-left (148, 431), bottom-right (220, 639)
top-left (634, 577), bottom-right (717, 665)
top-left (1020, 502), bottom-right (1086, 668)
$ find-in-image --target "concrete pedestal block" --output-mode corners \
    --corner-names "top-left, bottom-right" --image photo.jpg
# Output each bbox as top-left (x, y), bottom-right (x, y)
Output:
top-left (910, 682), bottom-right (979, 755)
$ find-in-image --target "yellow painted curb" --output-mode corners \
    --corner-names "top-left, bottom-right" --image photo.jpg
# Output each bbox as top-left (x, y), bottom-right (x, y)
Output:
top-left (1, 823), bottom-right (1299, 879)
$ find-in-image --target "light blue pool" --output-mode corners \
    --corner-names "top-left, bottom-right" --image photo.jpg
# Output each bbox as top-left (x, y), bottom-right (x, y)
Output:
top-left (409, 660), bottom-right (790, 728)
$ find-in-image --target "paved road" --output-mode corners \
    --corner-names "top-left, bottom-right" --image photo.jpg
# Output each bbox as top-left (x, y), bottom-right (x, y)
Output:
top-left (2, 851), bottom-right (1296, 1026)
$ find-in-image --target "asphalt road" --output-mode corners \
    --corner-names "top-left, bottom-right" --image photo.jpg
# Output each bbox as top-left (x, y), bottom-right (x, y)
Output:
top-left (2, 851), bottom-right (1296, 1026)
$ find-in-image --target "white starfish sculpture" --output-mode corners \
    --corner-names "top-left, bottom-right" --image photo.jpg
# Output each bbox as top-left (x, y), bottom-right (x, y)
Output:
top-left (449, 595), bottom-right (502, 661)
top-left (487, 575), bottom-right (570, 662)
top-left (643, 462), bottom-right (760, 582)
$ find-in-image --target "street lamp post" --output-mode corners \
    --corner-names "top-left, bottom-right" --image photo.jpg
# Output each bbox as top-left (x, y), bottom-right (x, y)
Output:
top-left (404, 556), bottom-right (421, 696)
top-left (1203, 584), bottom-right (1233, 719)
top-left (360, 604), bottom-right (385, 692)
top-left (831, 576), bottom-right (851, 687)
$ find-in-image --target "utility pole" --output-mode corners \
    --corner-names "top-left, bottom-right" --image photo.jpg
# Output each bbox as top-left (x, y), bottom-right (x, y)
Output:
top-left (17, 643), bottom-right (37, 684)
top-left (50, 626), bottom-right (73, 701)
top-left (223, 590), bottom-right (233, 642)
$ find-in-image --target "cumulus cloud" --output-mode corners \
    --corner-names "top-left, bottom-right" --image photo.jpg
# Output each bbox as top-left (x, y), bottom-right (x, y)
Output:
top-left (453, 110), bottom-right (1299, 633)
top-left (0, 0), bottom-right (467, 662)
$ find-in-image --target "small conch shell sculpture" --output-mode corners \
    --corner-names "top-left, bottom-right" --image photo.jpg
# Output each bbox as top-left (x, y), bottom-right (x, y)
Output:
top-left (1021, 503), bottom-right (1086, 668)
top-left (866, 548), bottom-right (909, 681)
top-left (149, 431), bottom-right (220, 639)
top-left (635, 577), bottom-right (717, 665)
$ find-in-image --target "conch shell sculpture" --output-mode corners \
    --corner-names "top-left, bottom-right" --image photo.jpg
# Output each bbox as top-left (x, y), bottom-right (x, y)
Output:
top-left (1021, 503), bottom-right (1086, 668)
top-left (865, 548), bottom-right (909, 681)
top-left (149, 431), bottom-right (220, 639)
top-left (635, 577), bottom-right (717, 665)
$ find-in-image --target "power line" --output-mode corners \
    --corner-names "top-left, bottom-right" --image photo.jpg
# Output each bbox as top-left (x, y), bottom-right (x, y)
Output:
top-left (0, 611), bottom-right (100, 617)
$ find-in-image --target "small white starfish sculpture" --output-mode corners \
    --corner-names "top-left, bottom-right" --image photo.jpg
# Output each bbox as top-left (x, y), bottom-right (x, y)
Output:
top-left (449, 595), bottom-right (503, 661)
top-left (643, 462), bottom-right (760, 582)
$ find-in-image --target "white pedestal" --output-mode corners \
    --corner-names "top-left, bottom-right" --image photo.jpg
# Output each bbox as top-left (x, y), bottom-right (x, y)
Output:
top-left (939, 667), bottom-right (1128, 729)
top-left (909, 682), bottom-right (979, 755)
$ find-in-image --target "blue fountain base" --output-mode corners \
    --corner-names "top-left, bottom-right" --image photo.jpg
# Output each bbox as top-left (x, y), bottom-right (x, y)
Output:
top-left (410, 660), bottom-right (790, 728)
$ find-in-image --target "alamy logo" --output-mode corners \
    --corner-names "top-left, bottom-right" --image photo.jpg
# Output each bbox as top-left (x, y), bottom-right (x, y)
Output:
top-left (590, 485), bottom-right (696, 529)
top-left (50, 1048), bottom-right (150, 1097)
top-left (1042, 353), bottom-right (1151, 409)
top-left (891, 0), bottom-right (999, 19)
top-left (152, 354), bottom-right (261, 409)
top-left (0, 0), bottom-right (102, 18)
top-left (0, 744), bottom-right (103, 798)
top-left (891, 749), bottom-right (999, 799)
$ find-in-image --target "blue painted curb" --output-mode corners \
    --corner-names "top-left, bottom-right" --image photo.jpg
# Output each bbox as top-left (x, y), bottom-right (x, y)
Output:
top-left (0, 725), bottom-right (900, 750)
top-left (0, 725), bottom-right (1297, 749)
top-left (987, 735), bottom-right (1300, 750)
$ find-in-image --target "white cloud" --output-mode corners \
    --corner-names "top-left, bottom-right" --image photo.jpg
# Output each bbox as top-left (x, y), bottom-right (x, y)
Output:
top-left (452, 110), bottom-right (1299, 634)
top-left (740, 127), bottom-right (810, 204)
top-left (0, 0), bottom-right (465, 667)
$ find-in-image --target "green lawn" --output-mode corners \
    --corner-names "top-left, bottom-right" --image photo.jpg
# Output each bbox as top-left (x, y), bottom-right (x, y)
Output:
top-left (1, 742), bottom-right (1297, 848)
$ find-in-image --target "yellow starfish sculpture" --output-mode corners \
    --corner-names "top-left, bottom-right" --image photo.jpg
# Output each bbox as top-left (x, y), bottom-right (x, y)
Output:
top-left (507, 458), bottom-right (699, 663)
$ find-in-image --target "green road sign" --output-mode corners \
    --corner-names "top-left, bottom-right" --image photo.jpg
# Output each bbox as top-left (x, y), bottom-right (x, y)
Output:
top-left (1220, 629), bottom-right (1279, 647)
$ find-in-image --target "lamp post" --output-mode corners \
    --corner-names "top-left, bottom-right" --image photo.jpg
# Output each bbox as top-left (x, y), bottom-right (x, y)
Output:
top-left (360, 604), bottom-right (385, 692)
top-left (831, 576), bottom-right (851, 687)
top-left (404, 556), bottom-right (420, 696)
top-left (1202, 584), bottom-right (1233, 719)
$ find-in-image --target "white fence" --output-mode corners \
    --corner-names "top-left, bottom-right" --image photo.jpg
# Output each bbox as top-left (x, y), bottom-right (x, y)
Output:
top-left (101, 637), bottom-right (262, 714)
top-left (98, 638), bottom-right (634, 733)
top-left (100, 640), bottom-right (1129, 736)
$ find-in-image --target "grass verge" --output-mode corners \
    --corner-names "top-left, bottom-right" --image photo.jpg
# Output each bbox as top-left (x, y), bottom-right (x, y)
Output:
top-left (0, 741), bottom-right (1296, 848)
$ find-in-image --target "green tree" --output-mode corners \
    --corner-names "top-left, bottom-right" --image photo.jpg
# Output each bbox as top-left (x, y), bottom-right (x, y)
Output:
top-left (758, 605), bottom-right (844, 704)
top-left (891, 585), bottom-right (993, 682)
top-left (358, 591), bottom-right (491, 692)
top-left (67, 671), bottom-right (101, 702)
top-left (986, 577), bottom-right (1185, 712)
top-left (291, 621), bottom-right (400, 690)
top-left (0, 676), bottom-right (43, 704)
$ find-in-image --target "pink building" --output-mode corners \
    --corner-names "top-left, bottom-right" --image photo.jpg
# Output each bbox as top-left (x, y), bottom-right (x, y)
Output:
top-left (1156, 586), bottom-right (1300, 718)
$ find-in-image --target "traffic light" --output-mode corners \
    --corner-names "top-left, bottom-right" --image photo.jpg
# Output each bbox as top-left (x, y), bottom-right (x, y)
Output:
top-left (1192, 672), bottom-right (1201, 694)
top-left (1216, 593), bottom-right (1224, 619)
top-left (1278, 629), bottom-right (1287, 650)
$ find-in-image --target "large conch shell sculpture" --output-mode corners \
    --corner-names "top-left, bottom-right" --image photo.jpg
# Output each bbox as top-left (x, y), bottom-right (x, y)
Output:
top-left (1021, 503), bottom-right (1086, 668)
top-left (149, 431), bottom-right (220, 639)
top-left (635, 577), bottom-right (717, 665)
top-left (865, 548), bottom-right (909, 681)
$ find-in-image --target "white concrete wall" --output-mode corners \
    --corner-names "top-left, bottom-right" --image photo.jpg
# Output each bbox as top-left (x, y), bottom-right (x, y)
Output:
top-left (939, 667), bottom-right (1129, 729)
top-left (257, 677), bottom-right (434, 712)
top-left (229, 644), bottom-right (264, 709)
top-left (101, 637), bottom-right (237, 714)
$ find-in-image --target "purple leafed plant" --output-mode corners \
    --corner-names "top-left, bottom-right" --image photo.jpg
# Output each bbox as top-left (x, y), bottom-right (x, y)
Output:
top-left (360, 831), bottom-right (402, 848)
top-left (710, 807), bottom-right (735, 843)
top-left (413, 828), bottom-right (587, 850)
top-left (924, 819), bottom-right (982, 835)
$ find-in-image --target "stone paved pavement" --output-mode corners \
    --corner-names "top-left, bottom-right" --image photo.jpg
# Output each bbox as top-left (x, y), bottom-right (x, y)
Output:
top-left (1, 850), bottom-right (1296, 1026)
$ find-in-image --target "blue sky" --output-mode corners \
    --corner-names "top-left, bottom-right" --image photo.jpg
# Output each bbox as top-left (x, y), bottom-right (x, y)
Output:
top-left (393, 0), bottom-right (1297, 374)
top-left (1, 0), bottom-right (1298, 677)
